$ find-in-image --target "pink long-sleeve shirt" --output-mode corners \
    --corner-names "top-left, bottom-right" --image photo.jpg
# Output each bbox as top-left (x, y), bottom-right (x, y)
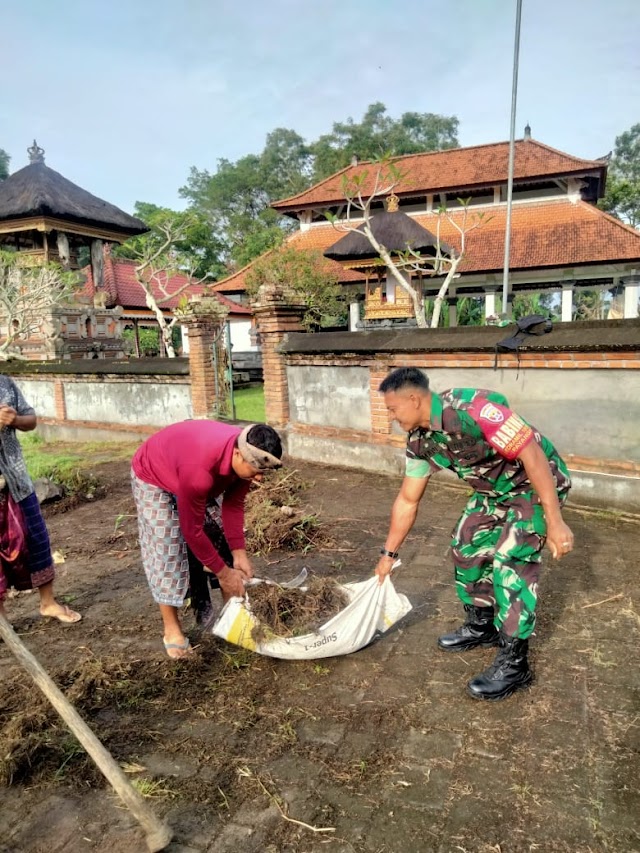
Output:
top-left (132, 420), bottom-right (250, 572)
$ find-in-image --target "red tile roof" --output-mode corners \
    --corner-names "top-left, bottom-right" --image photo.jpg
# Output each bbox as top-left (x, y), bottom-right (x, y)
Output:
top-left (272, 139), bottom-right (606, 211)
top-left (83, 256), bottom-right (250, 315)
top-left (213, 199), bottom-right (640, 293)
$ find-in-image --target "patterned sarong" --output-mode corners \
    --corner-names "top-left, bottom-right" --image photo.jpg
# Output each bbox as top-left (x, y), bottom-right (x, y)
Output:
top-left (0, 490), bottom-right (55, 600)
top-left (131, 470), bottom-right (233, 608)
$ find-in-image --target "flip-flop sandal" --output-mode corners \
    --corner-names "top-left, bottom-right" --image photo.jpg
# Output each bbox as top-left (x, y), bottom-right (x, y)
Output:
top-left (40, 605), bottom-right (82, 624)
top-left (163, 638), bottom-right (193, 659)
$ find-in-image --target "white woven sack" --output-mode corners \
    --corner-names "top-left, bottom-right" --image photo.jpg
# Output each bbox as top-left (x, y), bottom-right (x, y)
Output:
top-left (211, 576), bottom-right (412, 660)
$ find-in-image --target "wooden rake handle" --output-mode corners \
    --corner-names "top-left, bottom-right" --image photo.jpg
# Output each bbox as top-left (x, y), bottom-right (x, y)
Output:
top-left (0, 614), bottom-right (172, 852)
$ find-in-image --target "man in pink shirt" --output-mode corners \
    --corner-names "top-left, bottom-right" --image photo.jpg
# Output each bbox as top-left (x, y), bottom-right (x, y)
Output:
top-left (131, 421), bottom-right (283, 658)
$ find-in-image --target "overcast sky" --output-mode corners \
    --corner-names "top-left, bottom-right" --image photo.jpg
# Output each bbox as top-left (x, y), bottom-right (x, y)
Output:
top-left (2, 0), bottom-right (638, 213)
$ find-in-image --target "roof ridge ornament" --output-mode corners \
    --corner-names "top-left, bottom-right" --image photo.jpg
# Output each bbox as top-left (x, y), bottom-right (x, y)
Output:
top-left (386, 192), bottom-right (399, 213)
top-left (28, 140), bottom-right (45, 164)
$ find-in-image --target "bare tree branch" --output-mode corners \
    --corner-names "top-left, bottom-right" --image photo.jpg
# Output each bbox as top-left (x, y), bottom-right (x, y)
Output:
top-left (131, 216), bottom-right (213, 357)
top-left (329, 164), bottom-right (489, 328)
top-left (0, 254), bottom-right (77, 360)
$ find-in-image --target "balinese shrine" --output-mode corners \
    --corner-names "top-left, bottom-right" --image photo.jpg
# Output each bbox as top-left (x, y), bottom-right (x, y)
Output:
top-left (0, 141), bottom-right (148, 359)
top-left (323, 193), bottom-right (449, 325)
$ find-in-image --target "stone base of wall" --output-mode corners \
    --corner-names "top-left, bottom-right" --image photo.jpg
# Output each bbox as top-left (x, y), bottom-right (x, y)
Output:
top-left (285, 428), bottom-right (640, 516)
top-left (38, 419), bottom-right (156, 444)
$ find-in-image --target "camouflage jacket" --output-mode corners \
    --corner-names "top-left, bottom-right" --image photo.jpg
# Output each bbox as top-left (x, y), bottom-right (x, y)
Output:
top-left (405, 388), bottom-right (571, 499)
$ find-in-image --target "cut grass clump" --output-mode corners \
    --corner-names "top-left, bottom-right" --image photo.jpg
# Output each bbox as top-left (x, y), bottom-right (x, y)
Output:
top-left (247, 577), bottom-right (348, 641)
top-left (244, 468), bottom-right (330, 554)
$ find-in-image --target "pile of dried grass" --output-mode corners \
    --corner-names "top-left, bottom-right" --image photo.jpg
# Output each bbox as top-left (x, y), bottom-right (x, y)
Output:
top-left (247, 577), bottom-right (348, 641)
top-left (244, 469), bottom-right (330, 554)
top-left (0, 656), bottom-right (143, 785)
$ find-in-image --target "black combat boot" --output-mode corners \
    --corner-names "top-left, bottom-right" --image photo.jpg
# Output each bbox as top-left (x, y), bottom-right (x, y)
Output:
top-left (437, 605), bottom-right (499, 652)
top-left (467, 631), bottom-right (533, 701)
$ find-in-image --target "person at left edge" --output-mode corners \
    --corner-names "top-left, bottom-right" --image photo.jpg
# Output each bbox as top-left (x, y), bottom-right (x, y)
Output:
top-left (131, 420), bottom-right (283, 659)
top-left (0, 375), bottom-right (81, 625)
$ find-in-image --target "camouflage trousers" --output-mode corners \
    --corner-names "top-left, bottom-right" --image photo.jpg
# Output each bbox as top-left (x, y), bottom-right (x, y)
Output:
top-left (450, 490), bottom-right (567, 640)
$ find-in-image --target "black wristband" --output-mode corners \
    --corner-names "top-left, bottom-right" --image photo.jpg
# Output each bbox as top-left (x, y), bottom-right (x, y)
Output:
top-left (380, 548), bottom-right (399, 559)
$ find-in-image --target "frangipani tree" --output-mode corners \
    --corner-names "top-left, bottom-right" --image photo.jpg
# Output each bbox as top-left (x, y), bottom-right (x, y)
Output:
top-left (327, 158), bottom-right (488, 328)
top-left (131, 211), bottom-right (214, 357)
top-left (0, 251), bottom-right (77, 360)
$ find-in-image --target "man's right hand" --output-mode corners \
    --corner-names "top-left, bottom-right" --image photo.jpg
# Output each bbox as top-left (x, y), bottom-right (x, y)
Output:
top-left (375, 555), bottom-right (396, 585)
top-left (217, 565), bottom-right (246, 599)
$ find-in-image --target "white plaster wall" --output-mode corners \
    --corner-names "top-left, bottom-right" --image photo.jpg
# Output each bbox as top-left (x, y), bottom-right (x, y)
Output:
top-left (181, 319), bottom-right (257, 356)
top-left (421, 367), bottom-right (640, 463)
top-left (229, 319), bottom-right (257, 352)
top-left (11, 379), bottom-right (57, 418)
top-left (287, 365), bottom-right (371, 431)
top-left (64, 381), bottom-right (192, 426)
top-left (286, 364), bottom-right (639, 463)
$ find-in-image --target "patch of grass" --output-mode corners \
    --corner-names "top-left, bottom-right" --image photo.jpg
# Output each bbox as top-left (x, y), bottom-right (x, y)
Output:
top-left (233, 384), bottom-right (265, 422)
top-left (18, 437), bottom-right (136, 496)
top-left (131, 778), bottom-right (176, 799)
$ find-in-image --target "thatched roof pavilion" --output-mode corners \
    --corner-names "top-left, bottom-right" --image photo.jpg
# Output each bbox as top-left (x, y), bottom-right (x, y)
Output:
top-left (324, 195), bottom-right (451, 272)
top-left (0, 141), bottom-right (147, 239)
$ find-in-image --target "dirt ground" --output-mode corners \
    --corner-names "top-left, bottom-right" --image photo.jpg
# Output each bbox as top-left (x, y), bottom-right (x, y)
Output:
top-left (0, 457), bottom-right (638, 853)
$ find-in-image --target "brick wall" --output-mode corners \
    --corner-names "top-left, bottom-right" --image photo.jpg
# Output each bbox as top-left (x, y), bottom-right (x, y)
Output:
top-left (258, 318), bottom-right (640, 511)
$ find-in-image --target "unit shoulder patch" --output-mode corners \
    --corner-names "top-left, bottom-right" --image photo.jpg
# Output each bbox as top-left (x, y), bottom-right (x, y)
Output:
top-left (468, 397), bottom-right (534, 460)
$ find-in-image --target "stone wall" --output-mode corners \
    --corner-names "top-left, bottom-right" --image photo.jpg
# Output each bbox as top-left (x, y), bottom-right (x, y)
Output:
top-left (4, 359), bottom-right (192, 442)
top-left (254, 308), bottom-right (640, 513)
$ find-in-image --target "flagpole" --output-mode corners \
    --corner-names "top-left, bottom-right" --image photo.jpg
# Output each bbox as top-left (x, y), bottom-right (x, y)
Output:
top-left (502, 0), bottom-right (523, 316)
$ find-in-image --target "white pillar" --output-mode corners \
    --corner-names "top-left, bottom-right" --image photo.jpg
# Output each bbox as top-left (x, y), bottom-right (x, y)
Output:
top-left (623, 277), bottom-right (639, 318)
top-left (561, 283), bottom-right (574, 322)
top-left (448, 298), bottom-right (458, 328)
top-left (349, 302), bottom-right (360, 331)
top-left (181, 325), bottom-right (190, 354)
top-left (485, 290), bottom-right (497, 319)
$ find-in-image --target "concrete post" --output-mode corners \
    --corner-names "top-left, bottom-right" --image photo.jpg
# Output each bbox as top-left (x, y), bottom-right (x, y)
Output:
top-left (485, 289), bottom-right (497, 319)
top-left (252, 284), bottom-right (306, 427)
top-left (623, 276), bottom-right (639, 319)
top-left (349, 302), bottom-right (360, 331)
top-left (447, 297), bottom-right (458, 328)
top-left (561, 282), bottom-right (574, 322)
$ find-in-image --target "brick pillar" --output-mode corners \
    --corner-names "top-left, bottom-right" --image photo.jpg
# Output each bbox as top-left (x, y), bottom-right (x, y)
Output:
top-left (53, 378), bottom-right (66, 420)
top-left (370, 362), bottom-right (393, 436)
top-left (184, 316), bottom-right (220, 419)
top-left (252, 287), bottom-right (306, 427)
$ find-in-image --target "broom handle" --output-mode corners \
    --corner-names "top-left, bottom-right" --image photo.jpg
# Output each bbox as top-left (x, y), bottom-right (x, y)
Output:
top-left (0, 614), bottom-right (172, 853)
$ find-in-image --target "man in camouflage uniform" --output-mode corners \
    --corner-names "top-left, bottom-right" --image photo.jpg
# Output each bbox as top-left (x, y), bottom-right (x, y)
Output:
top-left (374, 367), bottom-right (573, 701)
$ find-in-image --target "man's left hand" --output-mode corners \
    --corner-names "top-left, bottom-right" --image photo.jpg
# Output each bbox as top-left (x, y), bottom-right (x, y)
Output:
top-left (0, 405), bottom-right (17, 427)
top-left (232, 549), bottom-right (255, 580)
top-left (546, 521), bottom-right (574, 560)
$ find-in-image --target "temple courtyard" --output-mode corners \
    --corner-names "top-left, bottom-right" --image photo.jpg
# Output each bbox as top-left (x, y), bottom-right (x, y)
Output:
top-left (0, 456), bottom-right (638, 853)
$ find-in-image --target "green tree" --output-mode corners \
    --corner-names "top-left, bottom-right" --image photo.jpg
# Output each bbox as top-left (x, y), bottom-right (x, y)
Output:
top-left (311, 102), bottom-right (459, 181)
top-left (0, 148), bottom-right (10, 181)
top-left (181, 104), bottom-right (460, 269)
top-left (512, 292), bottom-right (558, 321)
top-left (245, 246), bottom-right (343, 330)
top-left (115, 202), bottom-right (225, 281)
top-left (600, 123), bottom-right (640, 227)
top-left (180, 154), bottom-right (290, 269)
